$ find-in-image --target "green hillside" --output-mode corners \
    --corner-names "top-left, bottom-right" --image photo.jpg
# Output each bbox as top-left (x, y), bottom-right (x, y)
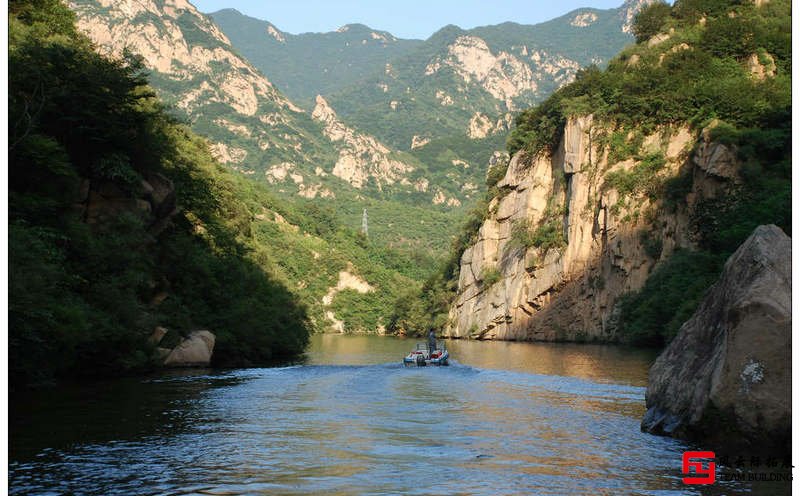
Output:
top-left (328, 11), bottom-right (633, 148)
top-left (70, 0), bottom-right (469, 255)
top-left (210, 9), bottom-right (423, 108)
top-left (209, 4), bottom-right (641, 218)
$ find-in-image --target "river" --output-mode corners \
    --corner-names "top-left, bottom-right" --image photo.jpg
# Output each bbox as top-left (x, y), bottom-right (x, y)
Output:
top-left (9, 334), bottom-right (779, 495)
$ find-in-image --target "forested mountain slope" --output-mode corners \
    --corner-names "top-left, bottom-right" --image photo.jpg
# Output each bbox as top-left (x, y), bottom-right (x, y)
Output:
top-left (210, 9), bottom-right (423, 107)
top-left (209, 1), bottom-right (654, 212)
top-left (69, 0), bottom-right (463, 253)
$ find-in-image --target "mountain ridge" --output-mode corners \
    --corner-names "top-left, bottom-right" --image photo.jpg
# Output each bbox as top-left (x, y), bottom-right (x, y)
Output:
top-left (69, 0), bottom-right (470, 254)
top-left (209, 2), bottom-right (648, 216)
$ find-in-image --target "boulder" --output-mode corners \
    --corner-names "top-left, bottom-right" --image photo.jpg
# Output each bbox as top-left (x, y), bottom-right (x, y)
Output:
top-left (642, 225), bottom-right (791, 454)
top-left (163, 330), bottom-right (216, 367)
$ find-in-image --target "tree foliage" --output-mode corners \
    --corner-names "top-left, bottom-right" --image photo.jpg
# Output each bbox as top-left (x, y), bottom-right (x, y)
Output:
top-left (632, 1), bottom-right (672, 43)
top-left (9, 0), bottom-right (313, 387)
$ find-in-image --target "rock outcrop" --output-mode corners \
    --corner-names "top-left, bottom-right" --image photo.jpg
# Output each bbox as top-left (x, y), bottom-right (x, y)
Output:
top-left (72, 0), bottom-right (297, 115)
top-left (445, 115), bottom-right (726, 341)
top-left (311, 95), bottom-right (415, 189)
top-left (322, 268), bottom-right (375, 306)
top-left (641, 225), bottom-right (790, 454)
top-left (426, 35), bottom-right (538, 110)
top-left (163, 330), bottom-right (216, 367)
top-left (78, 172), bottom-right (178, 236)
top-left (321, 267), bottom-right (374, 332)
top-left (619, 0), bottom-right (661, 34)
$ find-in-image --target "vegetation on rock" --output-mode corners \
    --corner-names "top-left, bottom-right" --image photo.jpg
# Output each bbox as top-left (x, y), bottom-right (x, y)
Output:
top-left (409, 0), bottom-right (790, 345)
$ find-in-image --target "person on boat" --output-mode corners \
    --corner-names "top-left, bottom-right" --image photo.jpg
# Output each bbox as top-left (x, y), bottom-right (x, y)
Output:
top-left (427, 328), bottom-right (437, 356)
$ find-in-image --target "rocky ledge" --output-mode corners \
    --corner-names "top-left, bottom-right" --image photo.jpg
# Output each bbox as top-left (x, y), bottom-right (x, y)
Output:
top-left (642, 225), bottom-right (791, 455)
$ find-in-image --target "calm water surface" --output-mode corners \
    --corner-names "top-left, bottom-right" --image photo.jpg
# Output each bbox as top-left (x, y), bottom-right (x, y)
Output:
top-left (10, 335), bottom-right (776, 495)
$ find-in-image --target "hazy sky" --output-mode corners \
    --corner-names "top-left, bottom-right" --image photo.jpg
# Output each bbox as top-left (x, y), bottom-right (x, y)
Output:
top-left (191, 0), bottom-right (627, 40)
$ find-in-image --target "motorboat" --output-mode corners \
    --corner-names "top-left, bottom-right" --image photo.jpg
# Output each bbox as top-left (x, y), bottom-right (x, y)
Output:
top-left (403, 341), bottom-right (449, 366)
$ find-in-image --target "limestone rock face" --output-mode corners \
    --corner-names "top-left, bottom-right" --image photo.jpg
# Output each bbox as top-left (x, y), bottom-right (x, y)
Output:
top-left (641, 225), bottom-right (790, 453)
top-left (164, 330), bottom-right (216, 367)
top-left (467, 112), bottom-right (494, 139)
top-left (746, 52), bottom-right (776, 80)
top-left (322, 267), bottom-right (375, 332)
top-left (571, 12), bottom-right (599, 27)
top-left (425, 35), bottom-right (538, 110)
top-left (312, 95), bottom-right (414, 189)
top-left (322, 268), bottom-right (375, 306)
top-left (619, 0), bottom-right (661, 34)
top-left (446, 115), bottom-right (730, 342)
top-left (72, 0), bottom-right (296, 115)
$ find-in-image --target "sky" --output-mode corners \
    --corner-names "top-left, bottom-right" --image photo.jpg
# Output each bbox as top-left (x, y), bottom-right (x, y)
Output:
top-left (190, 0), bottom-right (627, 40)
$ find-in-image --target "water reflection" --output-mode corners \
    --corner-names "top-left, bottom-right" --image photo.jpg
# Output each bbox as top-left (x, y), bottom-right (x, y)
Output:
top-left (444, 338), bottom-right (659, 386)
top-left (10, 369), bottom-right (252, 461)
top-left (9, 335), bottom-right (783, 495)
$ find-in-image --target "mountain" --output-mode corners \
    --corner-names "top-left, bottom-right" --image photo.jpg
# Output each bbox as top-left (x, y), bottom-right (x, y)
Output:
top-left (209, 2), bottom-right (653, 211)
top-left (210, 9), bottom-right (424, 107)
top-left (69, 0), bottom-right (464, 252)
top-left (327, 6), bottom-right (643, 148)
top-left (406, 0), bottom-right (791, 342)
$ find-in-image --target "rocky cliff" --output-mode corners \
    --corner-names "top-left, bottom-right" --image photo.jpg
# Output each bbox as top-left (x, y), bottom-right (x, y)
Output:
top-left (641, 225), bottom-right (790, 454)
top-left (445, 116), bottom-right (739, 341)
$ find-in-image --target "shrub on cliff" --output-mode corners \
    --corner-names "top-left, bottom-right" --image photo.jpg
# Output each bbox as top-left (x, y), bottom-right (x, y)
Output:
top-left (510, 217), bottom-right (566, 253)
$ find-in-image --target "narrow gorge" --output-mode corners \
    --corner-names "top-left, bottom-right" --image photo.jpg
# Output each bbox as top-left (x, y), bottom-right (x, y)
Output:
top-left (9, 0), bottom-right (791, 493)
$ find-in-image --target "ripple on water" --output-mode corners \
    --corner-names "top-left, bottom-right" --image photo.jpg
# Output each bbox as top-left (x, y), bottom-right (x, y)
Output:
top-left (10, 336), bottom-right (774, 496)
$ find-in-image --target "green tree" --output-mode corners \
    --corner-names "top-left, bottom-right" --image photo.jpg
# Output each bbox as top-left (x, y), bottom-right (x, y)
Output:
top-left (632, 1), bottom-right (672, 43)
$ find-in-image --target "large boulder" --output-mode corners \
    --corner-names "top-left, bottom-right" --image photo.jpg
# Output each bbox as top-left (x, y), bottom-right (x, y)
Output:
top-left (163, 330), bottom-right (216, 367)
top-left (641, 225), bottom-right (791, 454)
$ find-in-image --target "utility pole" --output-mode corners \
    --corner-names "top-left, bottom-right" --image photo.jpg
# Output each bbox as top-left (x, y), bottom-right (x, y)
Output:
top-left (361, 208), bottom-right (368, 238)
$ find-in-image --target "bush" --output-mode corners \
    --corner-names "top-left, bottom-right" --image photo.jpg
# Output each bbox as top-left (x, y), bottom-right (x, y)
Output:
top-left (604, 151), bottom-right (666, 199)
top-left (480, 267), bottom-right (503, 288)
top-left (510, 217), bottom-right (566, 252)
top-left (486, 160), bottom-right (509, 188)
top-left (633, 2), bottom-right (672, 43)
top-left (616, 250), bottom-right (725, 346)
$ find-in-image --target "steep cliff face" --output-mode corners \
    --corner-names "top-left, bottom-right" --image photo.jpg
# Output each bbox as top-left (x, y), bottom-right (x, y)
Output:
top-left (424, 35), bottom-right (539, 111)
top-left (445, 116), bottom-right (737, 341)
